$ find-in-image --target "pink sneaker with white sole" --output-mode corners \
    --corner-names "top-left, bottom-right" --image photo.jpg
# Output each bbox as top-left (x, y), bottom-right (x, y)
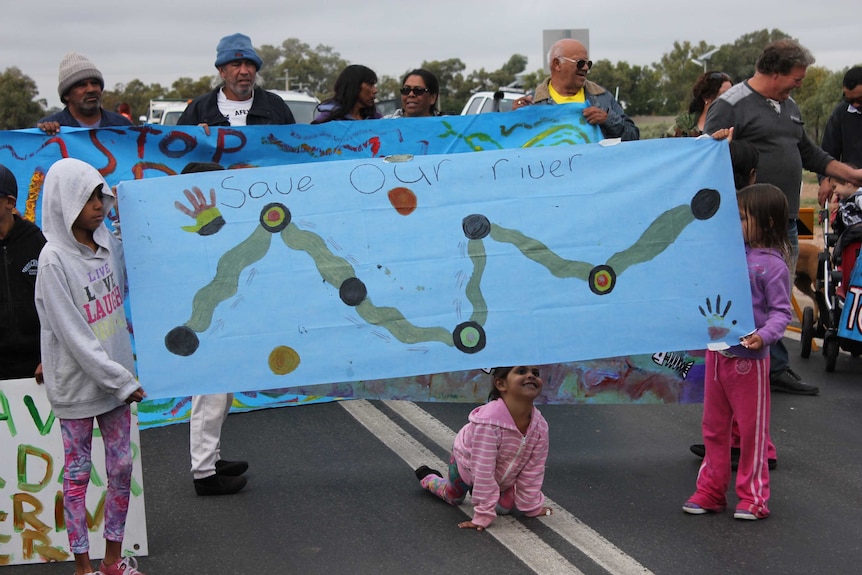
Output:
top-left (100, 556), bottom-right (145, 575)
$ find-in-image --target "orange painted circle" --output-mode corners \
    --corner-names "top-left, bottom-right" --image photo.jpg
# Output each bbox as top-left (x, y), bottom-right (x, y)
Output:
top-left (387, 187), bottom-right (417, 216)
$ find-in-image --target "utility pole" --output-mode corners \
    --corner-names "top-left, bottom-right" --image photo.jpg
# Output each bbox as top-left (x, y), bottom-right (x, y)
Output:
top-left (690, 48), bottom-right (720, 72)
top-left (277, 69), bottom-right (293, 91)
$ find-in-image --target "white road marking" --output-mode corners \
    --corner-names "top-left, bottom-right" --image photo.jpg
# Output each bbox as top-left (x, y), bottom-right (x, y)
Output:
top-left (383, 400), bottom-right (655, 575)
top-left (339, 399), bottom-right (584, 575)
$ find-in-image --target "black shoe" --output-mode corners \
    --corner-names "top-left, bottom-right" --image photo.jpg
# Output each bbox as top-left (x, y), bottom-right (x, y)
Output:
top-left (770, 368), bottom-right (819, 395)
top-left (690, 444), bottom-right (776, 470)
top-left (215, 459), bottom-right (248, 476)
top-left (414, 465), bottom-right (443, 481)
top-left (194, 473), bottom-right (247, 496)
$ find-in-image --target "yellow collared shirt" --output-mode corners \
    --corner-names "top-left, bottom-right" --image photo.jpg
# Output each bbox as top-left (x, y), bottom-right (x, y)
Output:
top-left (549, 83), bottom-right (586, 104)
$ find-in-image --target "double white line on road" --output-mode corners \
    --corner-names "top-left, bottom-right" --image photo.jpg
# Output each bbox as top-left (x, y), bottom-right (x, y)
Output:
top-left (340, 399), bottom-right (653, 575)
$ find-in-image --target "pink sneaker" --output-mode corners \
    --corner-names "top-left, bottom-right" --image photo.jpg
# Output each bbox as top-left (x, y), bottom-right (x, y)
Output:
top-left (100, 556), bottom-right (145, 575)
top-left (496, 487), bottom-right (515, 515)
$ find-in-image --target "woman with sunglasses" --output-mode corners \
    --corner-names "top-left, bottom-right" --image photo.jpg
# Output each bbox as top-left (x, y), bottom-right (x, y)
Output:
top-left (385, 69), bottom-right (440, 118)
top-left (667, 71), bottom-right (733, 137)
top-left (312, 64), bottom-right (381, 123)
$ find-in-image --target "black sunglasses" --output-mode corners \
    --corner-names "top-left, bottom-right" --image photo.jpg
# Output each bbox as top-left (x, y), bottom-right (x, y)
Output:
top-left (558, 56), bottom-right (593, 70)
top-left (400, 86), bottom-right (430, 96)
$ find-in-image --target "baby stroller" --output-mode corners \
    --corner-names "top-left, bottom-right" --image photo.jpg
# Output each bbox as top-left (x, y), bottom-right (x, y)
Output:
top-left (799, 205), bottom-right (862, 371)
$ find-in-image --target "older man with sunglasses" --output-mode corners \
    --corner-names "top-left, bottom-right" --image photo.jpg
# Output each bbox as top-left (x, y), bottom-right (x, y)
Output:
top-left (515, 38), bottom-right (639, 141)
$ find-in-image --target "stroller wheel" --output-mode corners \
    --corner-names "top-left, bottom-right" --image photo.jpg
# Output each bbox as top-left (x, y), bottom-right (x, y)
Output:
top-left (800, 306), bottom-right (815, 358)
top-left (824, 336), bottom-right (840, 372)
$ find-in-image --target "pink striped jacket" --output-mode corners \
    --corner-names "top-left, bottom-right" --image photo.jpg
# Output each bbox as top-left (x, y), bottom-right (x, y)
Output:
top-left (452, 398), bottom-right (549, 527)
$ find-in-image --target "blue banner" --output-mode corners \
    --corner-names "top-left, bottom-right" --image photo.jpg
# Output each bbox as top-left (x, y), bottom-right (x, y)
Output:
top-left (0, 107), bottom-right (738, 419)
top-left (1, 104), bottom-right (602, 224)
top-left (118, 137), bottom-right (752, 400)
top-left (838, 259), bottom-right (862, 343)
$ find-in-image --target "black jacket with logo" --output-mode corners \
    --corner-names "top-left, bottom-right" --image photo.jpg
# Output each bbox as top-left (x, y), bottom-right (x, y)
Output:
top-left (1, 215), bottom-right (46, 379)
top-left (177, 86), bottom-right (296, 126)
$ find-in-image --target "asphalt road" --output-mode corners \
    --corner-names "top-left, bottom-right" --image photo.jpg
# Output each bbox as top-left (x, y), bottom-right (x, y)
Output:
top-left (9, 336), bottom-right (862, 575)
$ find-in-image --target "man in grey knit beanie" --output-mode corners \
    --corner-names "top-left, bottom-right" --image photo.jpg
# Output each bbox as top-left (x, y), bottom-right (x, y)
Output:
top-left (36, 52), bottom-right (132, 135)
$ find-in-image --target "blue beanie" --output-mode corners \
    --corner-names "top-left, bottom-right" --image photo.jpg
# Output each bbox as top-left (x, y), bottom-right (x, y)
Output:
top-left (214, 33), bottom-right (263, 70)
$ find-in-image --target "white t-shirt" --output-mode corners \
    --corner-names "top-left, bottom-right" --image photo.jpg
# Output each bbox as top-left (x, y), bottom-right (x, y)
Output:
top-left (217, 89), bottom-right (253, 126)
top-left (765, 98), bottom-right (781, 114)
top-left (78, 117), bottom-right (101, 128)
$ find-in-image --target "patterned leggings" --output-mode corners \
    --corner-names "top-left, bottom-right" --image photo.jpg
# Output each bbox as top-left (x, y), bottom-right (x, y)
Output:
top-left (420, 455), bottom-right (515, 514)
top-left (420, 455), bottom-right (472, 505)
top-left (60, 404), bottom-right (132, 554)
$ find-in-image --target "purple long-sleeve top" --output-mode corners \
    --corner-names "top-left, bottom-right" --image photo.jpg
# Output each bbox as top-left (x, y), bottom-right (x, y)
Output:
top-left (731, 246), bottom-right (792, 359)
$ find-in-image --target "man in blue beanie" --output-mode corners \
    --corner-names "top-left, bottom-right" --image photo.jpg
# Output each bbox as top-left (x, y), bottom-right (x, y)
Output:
top-left (179, 34), bottom-right (297, 497)
top-left (178, 32), bottom-right (295, 134)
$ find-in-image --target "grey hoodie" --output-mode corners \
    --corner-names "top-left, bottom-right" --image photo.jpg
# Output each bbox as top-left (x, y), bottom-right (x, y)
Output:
top-left (35, 158), bottom-right (138, 419)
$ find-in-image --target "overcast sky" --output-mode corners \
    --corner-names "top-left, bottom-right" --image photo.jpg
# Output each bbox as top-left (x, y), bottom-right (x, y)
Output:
top-left (4, 0), bottom-right (858, 111)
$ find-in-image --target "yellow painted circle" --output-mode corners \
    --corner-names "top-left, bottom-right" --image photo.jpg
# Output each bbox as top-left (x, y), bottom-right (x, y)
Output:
top-left (268, 345), bottom-right (300, 375)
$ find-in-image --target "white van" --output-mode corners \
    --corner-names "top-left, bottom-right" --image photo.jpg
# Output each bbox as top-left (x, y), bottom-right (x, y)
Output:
top-left (268, 90), bottom-right (320, 124)
top-left (460, 88), bottom-right (525, 115)
top-left (141, 100), bottom-right (191, 125)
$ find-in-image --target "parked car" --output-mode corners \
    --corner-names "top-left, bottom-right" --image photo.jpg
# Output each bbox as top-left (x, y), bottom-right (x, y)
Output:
top-left (140, 100), bottom-right (191, 125)
top-left (267, 90), bottom-right (320, 124)
top-left (460, 88), bottom-right (525, 115)
top-left (375, 98), bottom-right (400, 118)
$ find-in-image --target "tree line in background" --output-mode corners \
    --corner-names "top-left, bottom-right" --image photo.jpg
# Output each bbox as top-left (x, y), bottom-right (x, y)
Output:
top-left (0, 28), bottom-right (856, 142)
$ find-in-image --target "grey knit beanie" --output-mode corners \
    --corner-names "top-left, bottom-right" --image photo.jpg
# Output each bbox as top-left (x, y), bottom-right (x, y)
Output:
top-left (57, 52), bottom-right (104, 99)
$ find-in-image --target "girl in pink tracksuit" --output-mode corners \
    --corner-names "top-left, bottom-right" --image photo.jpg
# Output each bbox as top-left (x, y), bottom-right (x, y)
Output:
top-left (415, 366), bottom-right (553, 530)
top-left (683, 184), bottom-right (792, 521)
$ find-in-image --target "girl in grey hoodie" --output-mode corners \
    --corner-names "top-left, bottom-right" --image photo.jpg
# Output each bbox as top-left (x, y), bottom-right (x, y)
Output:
top-left (35, 158), bottom-right (146, 575)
